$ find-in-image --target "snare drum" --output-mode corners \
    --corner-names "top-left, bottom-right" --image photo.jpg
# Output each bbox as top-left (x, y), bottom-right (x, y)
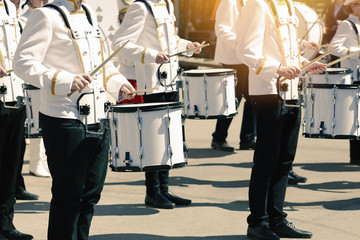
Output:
top-left (23, 84), bottom-right (41, 138)
top-left (181, 69), bottom-right (237, 119)
top-left (109, 102), bottom-right (187, 172)
top-left (303, 84), bottom-right (360, 139)
top-left (304, 68), bottom-right (352, 85)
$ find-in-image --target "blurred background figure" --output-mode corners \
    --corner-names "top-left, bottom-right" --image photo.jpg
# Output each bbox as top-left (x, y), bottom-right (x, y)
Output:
top-left (324, 0), bottom-right (348, 43)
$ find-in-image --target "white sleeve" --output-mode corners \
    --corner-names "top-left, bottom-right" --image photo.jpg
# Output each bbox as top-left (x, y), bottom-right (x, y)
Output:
top-left (236, 0), bottom-right (280, 82)
top-left (330, 20), bottom-right (360, 60)
top-left (111, 3), bottom-right (158, 64)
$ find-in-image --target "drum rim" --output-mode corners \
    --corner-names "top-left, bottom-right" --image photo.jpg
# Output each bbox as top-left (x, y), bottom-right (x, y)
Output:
top-left (22, 83), bottom-right (40, 90)
top-left (110, 101), bottom-right (183, 113)
top-left (182, 68), bottom-right (236, 77)
top-left (317, 68), bottom-right (353, 75)
top-left (306, 84), bottom-right (360, 89)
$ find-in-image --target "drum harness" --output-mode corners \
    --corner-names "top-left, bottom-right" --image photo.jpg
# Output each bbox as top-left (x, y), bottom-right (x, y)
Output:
top-left (44, 3), bottom-right (111, 135)
top-left (267, 0), bottom-right (302, 107)
top-left (136, 0), bottom-right (181, 90)
top-left (0, 0), bottom-right (25, 108)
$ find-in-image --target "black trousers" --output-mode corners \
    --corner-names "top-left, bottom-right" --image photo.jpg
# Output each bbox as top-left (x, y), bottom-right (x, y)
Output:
top-left (212, 64), bottom-right (256, 144)
top-left (247, 95), bottom-right (300, 227)
top-left (40, 113), bottom-right (109, 240)
top-left (142, 92), bottom-right (178, 196)
top-left (0, 103), bottom-right (26, 233)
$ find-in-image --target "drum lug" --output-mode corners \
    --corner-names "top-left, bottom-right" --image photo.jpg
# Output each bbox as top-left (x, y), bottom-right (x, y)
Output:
top-left (318, 121), bottom-right (327, 135)
top-left (332, 118), bottom-right (336, 129)
top-left (115, 147), bottom-right (119, 160)
top-left (167, 145), bottom-right (173, 158)
top-left (123, 152), bottom-right (133, 169)
top-left (139, 146), bottom-right (143, 161)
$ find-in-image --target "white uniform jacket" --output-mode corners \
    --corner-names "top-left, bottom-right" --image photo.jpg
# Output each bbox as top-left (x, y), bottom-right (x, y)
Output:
top-left (330, 14), bottom-right (360, 80)
top-left (214, 0), bottom-right (244, 65)
top-left (236, 0), bottom-right (306, 97)
top-left (112, 0), bottom-right (191, 94)
top-left (13, 0), bottom-right (129, 120)
top-left (18, 5), bottom-right (33, 26)
top-left (0, 0), bottom-right (24, 102)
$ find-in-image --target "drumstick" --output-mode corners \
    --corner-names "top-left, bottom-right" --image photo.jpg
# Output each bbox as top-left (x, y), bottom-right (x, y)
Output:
top-left (67, 40), bottom-right (129, 97)
top-left (320, 43), bottom-right (336, 48)
top-left (132, 87), bottom-right (159, 94)
top-left (299, 16), bottom-right (320, 45)
top-left (169, 43), bottom-right (210, 58)
top-left (279, 46), bottom-right (338, 83)
top-left (325, 50), bottom-right (360, 67)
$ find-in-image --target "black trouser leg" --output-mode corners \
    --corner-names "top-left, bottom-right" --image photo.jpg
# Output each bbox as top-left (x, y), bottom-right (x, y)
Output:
top-left (0, 104), bottom-right (26, 233)
top-left (40, 113), bottom-right (109, 240)
top-left (247, 96), bottom-right (300, 227)
top-left (350, 140), bottom-right (360, 164)
top-left (16, 139), bottom-right (26, 194)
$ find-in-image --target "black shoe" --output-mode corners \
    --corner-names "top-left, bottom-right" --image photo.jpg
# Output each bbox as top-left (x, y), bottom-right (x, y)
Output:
top-left (247, 225), bottom-right (280, 240)
top-left (271, 221), bottom-right (312, 238)
top-left (1, 230), bottom-right (33, 240)
top-left (239, 141), bottom-right (256, 150)
top-left (288, 170), bottom-right (307, 183)
top-left (145, 193), bottom-right (175, 209)
top-left (288, 173), bottom-right (299, 185)
top-left (15, 190), bottom-right (39, 200)
top-left (162, 191), bottom-right (191, 205)
top-left (0, 232), bottom-right (6, 240)
top-left (211, 140), bottom-right (234, 152)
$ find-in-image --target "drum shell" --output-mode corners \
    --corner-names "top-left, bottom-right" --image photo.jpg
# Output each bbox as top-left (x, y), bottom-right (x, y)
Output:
top-left (304, 68), bottom-right (353, 85)
top-left (109, 102), bottom-right (186, 172)
top-left (182, 68), bottom-right (237, 119)
top-left (303, 84), bottom-right (360, 138)
top-left (23, 84), bottom-right (41, 138)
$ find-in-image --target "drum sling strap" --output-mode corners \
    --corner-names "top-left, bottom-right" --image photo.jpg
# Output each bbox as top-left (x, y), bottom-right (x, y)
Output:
top-left (329, 19), bottom-right (359, 68)
top-left (134, 0), bottom-right (170, 16)
top-left (44, 3), bottom-right (93, 30)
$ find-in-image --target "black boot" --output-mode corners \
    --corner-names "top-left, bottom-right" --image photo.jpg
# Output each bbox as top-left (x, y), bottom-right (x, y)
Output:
top-left (145, 193), bottom-right (175, 209)
top-left (162, 191), bottom-right (191, 205)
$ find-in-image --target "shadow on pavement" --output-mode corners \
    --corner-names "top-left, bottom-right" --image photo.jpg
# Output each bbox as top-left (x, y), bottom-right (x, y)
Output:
top-left (90, 234), bottom-right (246, 240)
top-left (105, 176), bottom-right (250, 189)
top-left (294, 162), bottom-right (360, 173)
top-left (187, 148), bottom-right (236, 159)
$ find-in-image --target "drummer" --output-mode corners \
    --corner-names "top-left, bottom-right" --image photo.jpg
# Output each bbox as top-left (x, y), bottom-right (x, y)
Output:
top-left (18, 0), bottom-right (51, 179)
top-left (330, 0), bottom-right (360, 83)
top-left (329, 0), bottom-right (360, 165)
top-left (13, 0), bottom-right (135, 239)
top-left (112, 0), bottom-right (201, 209)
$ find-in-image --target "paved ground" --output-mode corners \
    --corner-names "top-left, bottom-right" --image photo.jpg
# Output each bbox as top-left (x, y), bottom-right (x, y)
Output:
top-left (15, 102), bottom-right (360, 240)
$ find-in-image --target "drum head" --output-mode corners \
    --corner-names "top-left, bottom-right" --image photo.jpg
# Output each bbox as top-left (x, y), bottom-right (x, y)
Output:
top-left (320, 68), bottom-right (352, 75)
top-left (182, 68), bottom-right (236, 77)
top-left (111, 102), bottom-right (183, 113)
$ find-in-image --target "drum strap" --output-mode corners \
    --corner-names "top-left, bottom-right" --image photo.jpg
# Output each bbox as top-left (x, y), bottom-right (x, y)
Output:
top-left (345, 19), bottom-right (359, 45)
top-left (44, 4), bottom-right (94, 34)
top-left (135, 0), bottom-right (170, 16)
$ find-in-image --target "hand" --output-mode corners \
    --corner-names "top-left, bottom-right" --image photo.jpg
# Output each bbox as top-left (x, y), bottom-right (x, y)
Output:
top-left (155, 52), bottom-right (169, 64)
top-left (277, 65), bottom-right (301, 80)
top-left (187, 42), bottom-right (202, 54)
top-left (301, 40), bottom-right (319, 50)
top-left (71, 74), bottom-right (92, 93)
top-left (120, 83), bottom-right (135, 100)
top-left (0, 66), bottom-right (8, 78)
top-left (304, 61), bottom-right (327, 74)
